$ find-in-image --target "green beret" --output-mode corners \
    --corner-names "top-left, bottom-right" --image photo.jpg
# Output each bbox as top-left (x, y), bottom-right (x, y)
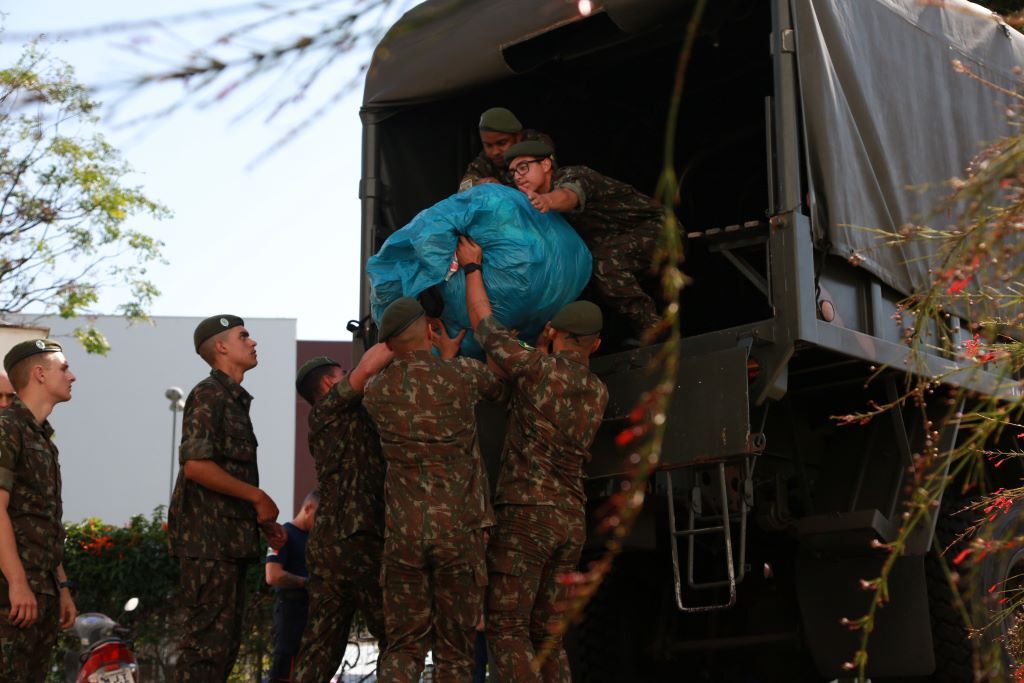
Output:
top-left (194, 314), bottom-right (244, 353)
top-left (379, 297), bottom-right (425, 342)
top-left (504, 139), bottom-right (554, 163)
top-left (4, 339), bottom-right (63, 374)
top-left (296, 356), bottom-right (341, 391)
top-left (551, 301), bottom-right (603, 336)
top-left (479, 107), bottom-right (523, 133)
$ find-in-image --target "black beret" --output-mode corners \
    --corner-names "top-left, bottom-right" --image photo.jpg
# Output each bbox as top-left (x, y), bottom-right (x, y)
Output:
top-left (295, 356), bottom-right (341, 391)
top-left (504, 139), bottom-right (554, 163)
top-left (4, 338), bottom-right (63, 374)
top-left (479, 107), bottom-right (522, 133)
top-left (551, 301), bottom-right (603, 336)
top-left (379, 297), bottom-right (425, 341)
top-left (194, 314), bottom-right (244, 353)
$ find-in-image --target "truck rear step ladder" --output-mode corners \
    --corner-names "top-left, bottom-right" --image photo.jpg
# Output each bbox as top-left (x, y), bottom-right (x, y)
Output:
top-left (664, 459), bottom-right (753, 613)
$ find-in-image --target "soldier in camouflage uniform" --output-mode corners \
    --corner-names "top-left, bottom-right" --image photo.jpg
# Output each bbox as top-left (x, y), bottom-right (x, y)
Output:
top-left (362, 297), bottom-right (505, 683)
top-left (459, 107), bottom-right (554, 191)
top-left (505, 139), bottom-right (664, 336)
top-left (169, 315), bottom-right (286, 682)
top-left (292, 346), bottom-right (393, 683)
top-left (458, 237), bottom-right (609, 682)
top-left (0, 340), bottom-right (78, 683)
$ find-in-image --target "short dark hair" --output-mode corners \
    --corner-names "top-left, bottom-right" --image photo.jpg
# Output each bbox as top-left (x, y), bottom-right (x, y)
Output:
top-left (303, 490), bottom-right (321, 507)
top-left (297, 365), bottom-right (341, 405)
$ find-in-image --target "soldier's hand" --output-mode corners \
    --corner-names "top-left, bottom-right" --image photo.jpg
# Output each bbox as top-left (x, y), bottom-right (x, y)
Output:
top-left (527, 190), bottom-right (550, 213)
top-left (252, 489), bottom-right (280, 525)
top-left (262, 522), bottom-right (287, 551)
top-left (456, 236), bottom-right (483, 266)
top-left (360, 343), bottom-right (394, 375)
top-left (8, 581), bottom-right (37, 628)
top-left (58, 588), bottom-right (77, 629)
top-left (432, 322), bottom-right (467, 360)
top-left (536, 323), bottom-right (554, 355)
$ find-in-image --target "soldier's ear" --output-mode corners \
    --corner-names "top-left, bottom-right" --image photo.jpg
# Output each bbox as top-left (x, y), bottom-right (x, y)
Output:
top-left (590, 338), bottom-right (602, 354)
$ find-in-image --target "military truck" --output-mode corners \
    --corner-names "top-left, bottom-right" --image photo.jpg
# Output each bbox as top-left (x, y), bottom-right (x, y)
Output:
top-left (357, 0), bottom-right (1024, 679)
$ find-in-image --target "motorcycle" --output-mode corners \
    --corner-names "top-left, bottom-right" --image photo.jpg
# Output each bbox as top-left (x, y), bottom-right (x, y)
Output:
top-left (64, 597), bottom-right (140, 683)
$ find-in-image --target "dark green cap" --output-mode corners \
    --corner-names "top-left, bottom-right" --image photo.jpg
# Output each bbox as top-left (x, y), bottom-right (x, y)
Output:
top-left (379, 297), bottom-right (425, 341)
top-left (504, 139), bottom-right (554, 163)
top-left (194, 314), bottom-right (244, 353)
top-left (551, 301), bottom-right (603, 336)
top-left (479, 107), bottom-right (523, 133)
top-left (4, 338), bottom-right (63, 374)
top-left (296, 356), bottom-right (342, 391)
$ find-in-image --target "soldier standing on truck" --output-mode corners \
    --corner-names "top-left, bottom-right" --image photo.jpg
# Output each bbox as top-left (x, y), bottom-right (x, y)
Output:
top-left (292, 348), bottom-right (392, 683)
top-left (169, 315), bottom-right (286, 682)
top-left (505, 139), bottom-right (663, 337)
top-left (362, 297), bottom-right (504, 683)
top-left (457, 236), bottom-right (609, 682)
top-left (459, 107), bottom-right (553, 191)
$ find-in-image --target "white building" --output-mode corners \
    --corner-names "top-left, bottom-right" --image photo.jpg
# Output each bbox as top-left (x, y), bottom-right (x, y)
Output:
top-left (14, 314), bottom-right (297, 525)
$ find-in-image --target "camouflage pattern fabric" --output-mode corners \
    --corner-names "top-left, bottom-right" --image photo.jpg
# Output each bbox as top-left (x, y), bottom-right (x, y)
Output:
top-left (486, 506), bottom-right (585, 683)
top-left (475, 316), bottom-right (608, 509)
top-left (474, 317), bottom-right (607, 682)
top-left (0, 592), bottom-right (58, 683)
top-left (0, 398), bottom-right (64, 602)
top-left (363, 351), bottom-right (504, 681)
top-left (553, 165), bottom-right (665, 333)
top-left (294, 377), bottom-right (387, 682)
top-left (168, 369), bottom-right (261, 561)
top-left (378, 529), bottom-right (487, 683)
top-left (293, 534), bottom-right (386, 683)
top-left (173, 558), bottom-right (249, 682)
top-left (362, 351), bottom-right (504, 539)
top-left (460, 129), bottom-right (554, 189)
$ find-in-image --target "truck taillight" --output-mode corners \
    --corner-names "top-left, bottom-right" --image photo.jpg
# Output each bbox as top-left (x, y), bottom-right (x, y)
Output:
top-left (746, 357), bottom-right (761, 383)
top-left (79, 642), bottom-right (137, 683)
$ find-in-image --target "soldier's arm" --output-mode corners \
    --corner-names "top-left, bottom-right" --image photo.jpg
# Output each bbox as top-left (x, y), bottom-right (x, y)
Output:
top-left (181, 461), bottom-right (279, 524)
top-left (348, 343), bottom-right (394, 393)
top-left (456, 236), bottom-right (491, 330)
top-left (0, 490), bottom-right (36, 628)
top-left (529, 187), bottom-right (579, 214)
top-left (56, 563), bottom-right (76, 629)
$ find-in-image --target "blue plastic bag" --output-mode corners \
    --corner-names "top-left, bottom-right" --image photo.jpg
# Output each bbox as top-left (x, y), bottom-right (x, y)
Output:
top-left (367, 184), bottom-right (592, 357)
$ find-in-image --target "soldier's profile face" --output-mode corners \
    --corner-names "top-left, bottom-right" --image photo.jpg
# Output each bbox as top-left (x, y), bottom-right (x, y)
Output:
top-left (511, 156), bottom-right (549, 194)
top-left (0, 372), bottom-right (15, 408)
top-left (223, 326), bottom-right (258, 370)
top-left (41, 352), bottom-right (75, 403)
top-left (480, 130), bottom-right (521, 168)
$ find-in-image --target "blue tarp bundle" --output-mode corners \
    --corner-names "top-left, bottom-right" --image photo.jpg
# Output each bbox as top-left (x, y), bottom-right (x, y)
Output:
top-left (367, 184), bottom-right (592, 357)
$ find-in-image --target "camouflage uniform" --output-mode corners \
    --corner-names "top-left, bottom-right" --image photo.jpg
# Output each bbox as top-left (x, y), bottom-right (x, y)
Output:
top-left (553, 165), bottom-right (664, 334)
top-left (0, 398), bottom-right (64, 683)
top-left (362, 351), bottom-right (504, 683)
top-left (294, 376), bottom-right (387, 683)
top-left (169, 369), bottom-right (261, 683)
top-left (460, 129), bottom-right (554, 189)
top-left (476, 316), bottom-right (608, 682)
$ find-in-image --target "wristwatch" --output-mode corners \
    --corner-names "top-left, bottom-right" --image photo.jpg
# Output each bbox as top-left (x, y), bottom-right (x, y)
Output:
top-left (59, 579), bottom-right (74, 590)
top-left (463, 262), bottom-right (483, 275)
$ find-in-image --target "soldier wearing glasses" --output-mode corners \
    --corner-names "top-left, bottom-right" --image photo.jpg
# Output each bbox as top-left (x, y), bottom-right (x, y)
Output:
top-left (505, 139), bottom-right (664, 337)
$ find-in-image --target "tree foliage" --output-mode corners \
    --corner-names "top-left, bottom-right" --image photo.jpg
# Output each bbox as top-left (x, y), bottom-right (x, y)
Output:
top-left (0, 42), bottom-right (168, 353)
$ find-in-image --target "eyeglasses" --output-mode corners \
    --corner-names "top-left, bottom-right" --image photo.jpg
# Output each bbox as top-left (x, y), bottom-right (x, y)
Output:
top-left (511, 158), bottom-right (545, 177)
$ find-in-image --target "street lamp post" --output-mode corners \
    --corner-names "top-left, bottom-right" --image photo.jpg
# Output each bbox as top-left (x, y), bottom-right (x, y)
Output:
top-left (165, 387), bottom-right (184, 505)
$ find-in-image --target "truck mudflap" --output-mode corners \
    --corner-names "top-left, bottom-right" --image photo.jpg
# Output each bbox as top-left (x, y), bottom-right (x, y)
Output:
top-left (589, 343), bottom-right (755, 478)
top-left (796, 550), bottom-right (935, 678)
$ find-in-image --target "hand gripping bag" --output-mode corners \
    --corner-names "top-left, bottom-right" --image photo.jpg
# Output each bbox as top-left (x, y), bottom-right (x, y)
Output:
top-left (367, 184), bottom-right (592, 357)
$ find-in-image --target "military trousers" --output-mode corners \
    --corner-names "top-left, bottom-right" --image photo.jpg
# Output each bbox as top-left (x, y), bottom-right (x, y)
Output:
top-left (294, 533), bottom-right (386, 683)
top-left (590, 231), bottom-right (661, 335)
top-left (486, 505), bottom-right (585, 683)
top-left (173, 558), bottom-right (250, 683)
top-left (377, 528), bottom-right (487, 683)
top-left (0, 591), bottom-right (58, 683)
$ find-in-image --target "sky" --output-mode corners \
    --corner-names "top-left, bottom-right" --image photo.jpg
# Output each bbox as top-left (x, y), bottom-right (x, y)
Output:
top-left (1, 0), bottom-right (412, 340)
